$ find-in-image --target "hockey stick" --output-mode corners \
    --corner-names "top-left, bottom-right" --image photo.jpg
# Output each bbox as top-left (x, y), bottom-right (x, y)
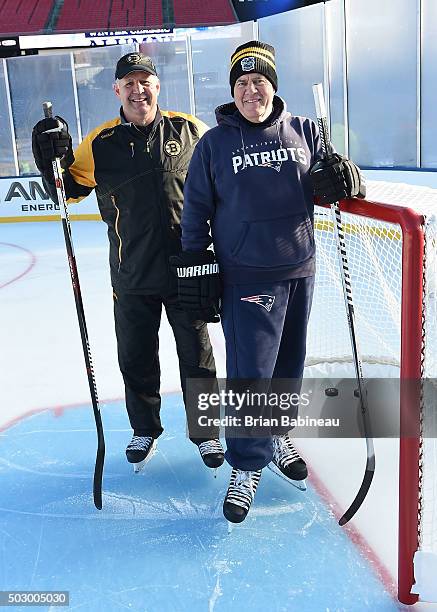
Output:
top-left (312, 84), bottom-right (375, 526)
top-left (42, 102), bottom-right (105, 510)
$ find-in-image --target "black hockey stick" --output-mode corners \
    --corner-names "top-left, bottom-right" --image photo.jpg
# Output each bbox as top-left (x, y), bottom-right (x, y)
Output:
top-left (42, 102), bottom-right (105, 509)
top-left (312, 84), bottom-right (375, 526)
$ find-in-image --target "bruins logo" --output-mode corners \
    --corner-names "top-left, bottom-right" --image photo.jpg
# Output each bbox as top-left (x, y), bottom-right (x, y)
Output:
top-left (101, 129), bottom-right (115, 139)
top-left (126, 53), bottom-right (142, 64)
top-left (164, 139), bottom-right (182, 157)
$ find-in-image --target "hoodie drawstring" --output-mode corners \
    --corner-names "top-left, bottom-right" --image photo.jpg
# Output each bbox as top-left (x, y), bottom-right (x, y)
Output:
top-left (239, 121), bottom-right (284, 173)
top-left (239, 126), bottom-right (248, 170)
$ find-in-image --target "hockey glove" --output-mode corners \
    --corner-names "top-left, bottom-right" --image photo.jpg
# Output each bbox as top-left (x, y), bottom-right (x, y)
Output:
top-left (310, 153), bottom-right (366, 205)
top-left (32, 116), bottom-right (74, 177)
top-left (170, 250), bottom-right (221, 323)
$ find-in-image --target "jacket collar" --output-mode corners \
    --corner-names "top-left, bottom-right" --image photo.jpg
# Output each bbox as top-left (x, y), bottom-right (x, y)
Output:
top-left (119, 106), bottom-right (162, 128)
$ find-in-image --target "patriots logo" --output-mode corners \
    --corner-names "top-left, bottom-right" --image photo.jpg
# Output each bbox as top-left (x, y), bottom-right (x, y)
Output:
top-left (240, 294), bottom-right (275, 312)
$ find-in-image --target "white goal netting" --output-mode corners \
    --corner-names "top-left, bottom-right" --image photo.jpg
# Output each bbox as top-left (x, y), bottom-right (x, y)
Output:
top-left (307, 180), bottom-right (437, 601)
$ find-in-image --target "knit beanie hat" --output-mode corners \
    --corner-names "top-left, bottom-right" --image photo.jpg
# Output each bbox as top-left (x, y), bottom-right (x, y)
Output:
top-left (229, 40), bottom-right (278, 94)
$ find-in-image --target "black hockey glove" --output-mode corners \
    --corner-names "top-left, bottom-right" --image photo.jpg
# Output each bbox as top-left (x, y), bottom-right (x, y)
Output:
top-left (170, 250), bottom-right (221, 323)
top-left (31, 115), bottom-right (74, 177)
top-left (310, 153), bottom-right (366, 205)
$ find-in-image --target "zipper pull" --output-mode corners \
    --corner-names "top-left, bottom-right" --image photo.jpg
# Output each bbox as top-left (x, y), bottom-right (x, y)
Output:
top-left (146, 140), bottom-right (150, 154)
top-left (130, 142), bottom-right (134, 157)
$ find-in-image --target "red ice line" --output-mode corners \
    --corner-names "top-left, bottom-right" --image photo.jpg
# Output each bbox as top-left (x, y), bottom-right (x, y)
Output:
top-left (0, 242), bottom-right (37, 289)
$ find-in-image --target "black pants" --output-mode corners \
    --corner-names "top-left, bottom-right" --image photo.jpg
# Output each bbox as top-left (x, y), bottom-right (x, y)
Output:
top-left (113, 290), bottom-right (217, 441)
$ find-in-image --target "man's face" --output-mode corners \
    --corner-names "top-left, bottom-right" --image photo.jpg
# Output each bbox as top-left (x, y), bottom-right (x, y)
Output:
top-left (233, 73), bottom-right (274, 123)
top-left (114, 71), bottom-right (160, 126)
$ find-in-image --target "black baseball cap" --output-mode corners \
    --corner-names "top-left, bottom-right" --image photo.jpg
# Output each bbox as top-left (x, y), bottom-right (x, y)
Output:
top-left (115, 52), bottom-right (158, 80)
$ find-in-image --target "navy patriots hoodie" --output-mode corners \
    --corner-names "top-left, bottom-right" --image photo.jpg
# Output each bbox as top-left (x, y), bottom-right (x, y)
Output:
top-left (181, 96), bottom-right (322, 284)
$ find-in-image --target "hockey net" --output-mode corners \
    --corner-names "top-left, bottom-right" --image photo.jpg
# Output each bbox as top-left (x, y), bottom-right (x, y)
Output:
top-left (306, 180), bottom-right (437, 605)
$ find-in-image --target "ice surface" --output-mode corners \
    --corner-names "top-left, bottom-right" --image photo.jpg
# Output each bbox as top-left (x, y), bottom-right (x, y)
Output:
top-left (0, 396), bottom-right (398, 611)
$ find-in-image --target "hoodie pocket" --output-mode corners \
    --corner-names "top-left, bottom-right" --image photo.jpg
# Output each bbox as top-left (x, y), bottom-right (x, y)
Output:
top-left (231, 214), bottom-right (314, 268)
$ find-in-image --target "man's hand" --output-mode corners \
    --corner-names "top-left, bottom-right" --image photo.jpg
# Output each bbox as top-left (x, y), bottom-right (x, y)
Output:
top-left (31, 116), bottom-right (73, 175)
top-left (310, 153), bottom-right (366, 205)
top-left (170, 250), bottom-right (221, 323)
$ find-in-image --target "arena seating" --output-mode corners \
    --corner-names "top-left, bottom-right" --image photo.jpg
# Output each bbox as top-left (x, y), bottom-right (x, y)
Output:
top-left (144, 0), bottom-right (162, 27)
top-left (56, 0), bottom-right (111, 31)
top-left (173, 0), bottom-right (235, 26)
top-left (108, 0), bottom-right (162, 29)
top-left (0, 0), bottom-right (235, 34)
top-left (0, 0), bottom-right (54, 34)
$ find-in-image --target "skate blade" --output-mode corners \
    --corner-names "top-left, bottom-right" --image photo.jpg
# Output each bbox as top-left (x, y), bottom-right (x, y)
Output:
top-left (267, 463), bottom-right (307, 491)
top-left (132, 441), bottom-right (157, 473)
top-left (202, 464), bottom-right (221, 477)
top-left (227, 521), bottom-right (235, 534)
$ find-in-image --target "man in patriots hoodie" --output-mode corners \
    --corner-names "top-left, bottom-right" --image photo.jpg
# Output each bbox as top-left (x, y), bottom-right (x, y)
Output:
top-left (171, 41), bottom-right (365, 523)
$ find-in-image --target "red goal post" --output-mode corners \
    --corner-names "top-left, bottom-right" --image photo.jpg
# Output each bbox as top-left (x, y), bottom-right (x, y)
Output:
top-left (309, 181), bottom-right (437, 605)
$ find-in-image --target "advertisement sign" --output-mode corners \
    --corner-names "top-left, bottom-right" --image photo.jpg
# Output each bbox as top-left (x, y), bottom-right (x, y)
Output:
top-left (19, 28), bottom-right (173, 50)
top-left (0, 176), bottom-right (100, 222)
top-left (231, 0), bottom-right (328, 22)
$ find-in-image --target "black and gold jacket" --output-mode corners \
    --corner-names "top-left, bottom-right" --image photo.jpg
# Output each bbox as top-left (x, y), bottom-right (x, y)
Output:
top-left (44, 108), bottom-right (208, 294)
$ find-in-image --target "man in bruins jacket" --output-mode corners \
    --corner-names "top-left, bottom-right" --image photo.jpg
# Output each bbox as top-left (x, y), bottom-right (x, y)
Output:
top-left (31, 52), bottom-right (224, 472)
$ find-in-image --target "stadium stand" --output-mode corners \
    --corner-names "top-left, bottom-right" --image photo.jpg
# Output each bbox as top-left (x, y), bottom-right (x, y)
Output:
top-left (108, 0), bottom-right (162, 29)
top-left (0, 0), bottom-right (235, 34)
top-left (56, 0), bottom-right (111, 31)
top-left (173, 0), bottom-right (235, 26)
top-left (145, 0), bottom-right (162, 27)
top-left (0, 0), bottom-right (55, 34)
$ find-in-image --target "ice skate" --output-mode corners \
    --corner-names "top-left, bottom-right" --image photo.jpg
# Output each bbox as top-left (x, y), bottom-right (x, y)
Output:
top-left (223, 468), bottom-right (262, 523)
top-left (126, 435), bottom-right (157, 473)
top-left (269, 433), bottom-right (307, 491)
top-left (197, 439), bottom-right (225, 471)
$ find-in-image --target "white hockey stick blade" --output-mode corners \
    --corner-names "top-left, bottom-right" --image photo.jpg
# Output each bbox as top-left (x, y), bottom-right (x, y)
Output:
top-left (267, 463), bottom-right (307, 491)
top-left (132, 440), bottom-right (157, 473)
